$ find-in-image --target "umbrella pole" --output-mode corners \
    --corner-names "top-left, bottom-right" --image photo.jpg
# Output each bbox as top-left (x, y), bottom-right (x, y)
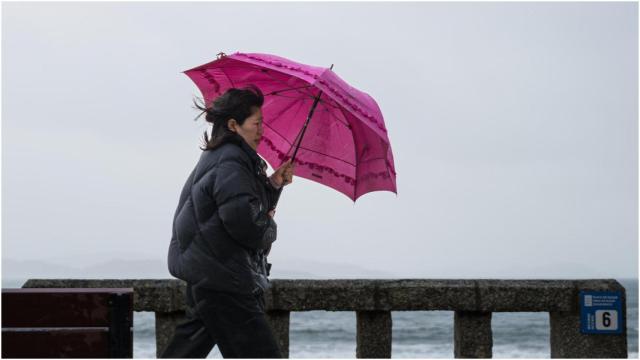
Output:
top-left (291, 91), bottom-right (323, 163)
top-left (272, 64), bottom-right (333, 209)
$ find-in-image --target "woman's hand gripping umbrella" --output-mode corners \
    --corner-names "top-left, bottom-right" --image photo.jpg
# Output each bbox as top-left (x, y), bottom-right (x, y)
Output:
top-left (267, 159), bottom-right (294, 218)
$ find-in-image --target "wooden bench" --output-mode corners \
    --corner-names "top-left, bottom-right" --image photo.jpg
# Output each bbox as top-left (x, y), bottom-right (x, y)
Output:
top-left (2, 288), bottom-right (133, 358)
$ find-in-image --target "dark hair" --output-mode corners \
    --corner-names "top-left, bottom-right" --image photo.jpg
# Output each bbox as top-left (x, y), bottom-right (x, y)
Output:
top-left (193, 85), bottom-right (264, 150)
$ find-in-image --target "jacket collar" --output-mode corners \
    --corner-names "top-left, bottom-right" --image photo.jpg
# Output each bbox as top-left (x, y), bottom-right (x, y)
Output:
top-left (234, 135), bottom-right (268, 177)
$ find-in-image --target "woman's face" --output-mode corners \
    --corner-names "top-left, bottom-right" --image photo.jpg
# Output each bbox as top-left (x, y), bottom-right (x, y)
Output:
top-left (229, 107), bottom-right (263, 150)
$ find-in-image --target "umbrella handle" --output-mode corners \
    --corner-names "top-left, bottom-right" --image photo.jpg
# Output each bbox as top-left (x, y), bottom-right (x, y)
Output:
top-left (273, 185), bottom-right (284, 210)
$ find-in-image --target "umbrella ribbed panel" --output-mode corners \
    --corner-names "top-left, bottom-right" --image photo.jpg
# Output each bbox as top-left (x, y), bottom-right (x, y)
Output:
top-left (288, 145), bottom-right (356, 167)
top-left (268, 98), bottom-right (307, 129)
top-left (263, 122), bottom-right (296, 149)
top-left (316, 100), bottom-right (352, 129)
top-left (265, 84), bottom-right (315, 97)
top-left (213, 63), bottom-right (319, 101)
top-left (249, 78), bottom-right (317, 101)
top-left (265, 93), bottom-right (315, 101)
top-left (219, 67), bottom-right (236, 88)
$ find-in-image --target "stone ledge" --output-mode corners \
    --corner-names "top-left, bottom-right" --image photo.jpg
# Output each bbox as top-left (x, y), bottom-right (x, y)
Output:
top-left (21, 278), bottom-right (625, 313)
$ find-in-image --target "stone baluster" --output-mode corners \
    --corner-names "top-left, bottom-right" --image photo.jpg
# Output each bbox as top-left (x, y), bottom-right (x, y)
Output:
top-left (454, 311), bottom-right (493, 358)
top-left (155, 311), bottom-right (186, 357)
top-left (266, 310), bottom-right (291, 358)
top-left (356, 310), bottom-right (392, 358)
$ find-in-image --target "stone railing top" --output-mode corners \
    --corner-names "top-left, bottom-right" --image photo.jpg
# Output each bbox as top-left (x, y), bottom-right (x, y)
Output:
top-left (21, 278), bottom-right (625, 313)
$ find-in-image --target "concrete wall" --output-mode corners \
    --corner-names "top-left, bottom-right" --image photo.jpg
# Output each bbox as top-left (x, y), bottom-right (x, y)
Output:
top-left (22, 278), bottom-right (628, 358)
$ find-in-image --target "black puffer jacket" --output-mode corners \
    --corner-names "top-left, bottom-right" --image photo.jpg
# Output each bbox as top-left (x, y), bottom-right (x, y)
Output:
top-left (167, 135), bottom-right (280, 294)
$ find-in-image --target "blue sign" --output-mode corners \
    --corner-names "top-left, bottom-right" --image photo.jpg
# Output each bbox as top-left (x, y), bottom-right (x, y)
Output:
top-left (580, 290), bottom-right (624, 334)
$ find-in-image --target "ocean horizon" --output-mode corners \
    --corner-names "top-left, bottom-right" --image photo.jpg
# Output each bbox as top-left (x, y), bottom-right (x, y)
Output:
top-left (2, 278), bottom-right (637, 358)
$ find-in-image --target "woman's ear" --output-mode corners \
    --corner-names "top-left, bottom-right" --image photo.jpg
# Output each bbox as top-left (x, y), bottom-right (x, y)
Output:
top-left (227, 119), bottom-right (237, 133)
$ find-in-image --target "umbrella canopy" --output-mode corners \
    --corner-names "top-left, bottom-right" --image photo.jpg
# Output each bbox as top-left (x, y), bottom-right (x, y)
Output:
top-left (184, 52), bottom-right (396, 201)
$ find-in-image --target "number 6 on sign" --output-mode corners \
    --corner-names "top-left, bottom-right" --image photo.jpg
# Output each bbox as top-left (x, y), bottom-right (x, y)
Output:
top-left (595, 310), bottom-right (618, 330)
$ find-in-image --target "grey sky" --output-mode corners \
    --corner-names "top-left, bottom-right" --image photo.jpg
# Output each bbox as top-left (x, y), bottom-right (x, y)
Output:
top-left (2, 2), bottom-right (637, 280)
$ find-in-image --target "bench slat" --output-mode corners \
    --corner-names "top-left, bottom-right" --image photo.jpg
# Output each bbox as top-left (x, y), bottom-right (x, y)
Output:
top-left (2, 328), bottom-right (111, 358)
top-left (2, 289), bottom-right (132, 328)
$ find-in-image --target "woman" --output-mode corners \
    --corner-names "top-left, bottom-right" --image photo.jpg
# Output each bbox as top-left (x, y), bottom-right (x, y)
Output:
top-left (162, 86), bottom-right (293, 358)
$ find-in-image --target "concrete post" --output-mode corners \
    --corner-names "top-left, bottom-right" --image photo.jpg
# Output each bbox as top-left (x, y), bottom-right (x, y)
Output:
top-left (454, 311), bottom-right (493, 358)
top-left (549, 311), bottom-right (627, 358)
top-left (154, 311), bottom-right (186, 358)
top-left (356, 310), bottom-right (392, 358)
top-left (266, 310), bottom-right (290, 358)
top-left (549, 280), bottom-right (628, 358)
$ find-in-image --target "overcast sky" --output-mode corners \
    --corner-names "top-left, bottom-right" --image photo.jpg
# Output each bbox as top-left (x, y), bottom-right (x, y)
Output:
top-left (2, 2), bottom-right (637, 281)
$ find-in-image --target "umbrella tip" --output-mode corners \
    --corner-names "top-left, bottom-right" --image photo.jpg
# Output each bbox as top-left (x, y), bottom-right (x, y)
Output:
top-left (330, 64), bottom-right (334, 70)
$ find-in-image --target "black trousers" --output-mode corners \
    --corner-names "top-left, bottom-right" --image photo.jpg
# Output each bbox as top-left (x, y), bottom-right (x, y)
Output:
top-left (160, 282), bottom-right (283, 358)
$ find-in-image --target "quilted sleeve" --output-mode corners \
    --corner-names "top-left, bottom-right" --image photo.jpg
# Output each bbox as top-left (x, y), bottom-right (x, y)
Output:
top-left (265, 177), bottom-right (283, 211)
top-left (213, 155), bottom-right (277, 250)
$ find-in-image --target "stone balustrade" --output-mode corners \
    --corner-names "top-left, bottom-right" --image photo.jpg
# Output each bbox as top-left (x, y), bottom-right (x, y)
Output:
top-left (21, 279), bottom-right (628, 358)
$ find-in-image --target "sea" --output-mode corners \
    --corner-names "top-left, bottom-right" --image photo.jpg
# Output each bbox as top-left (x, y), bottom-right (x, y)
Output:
top-left (3, 278), bottom-right (637, 358)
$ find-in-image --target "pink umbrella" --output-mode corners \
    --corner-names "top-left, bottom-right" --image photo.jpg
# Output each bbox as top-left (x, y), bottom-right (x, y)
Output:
top-left (184, 52), bottom-right (397, 202)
